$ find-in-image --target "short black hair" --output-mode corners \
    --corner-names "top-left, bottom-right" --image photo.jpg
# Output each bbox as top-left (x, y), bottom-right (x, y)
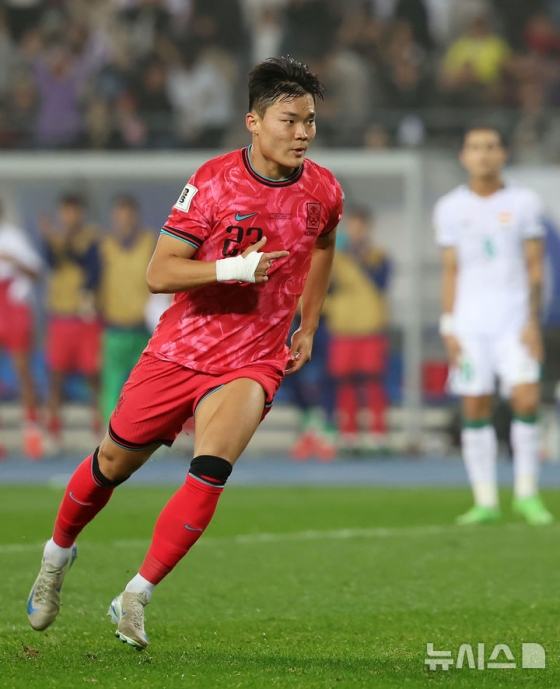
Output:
top-left (462, 123), bottom-right (507, 148)
top-left (248, 56), bottom-right (325, 117)
top-left (59, 192), bottom-right (86, 209)
top-left (112, 194), bottom-right (139, 211)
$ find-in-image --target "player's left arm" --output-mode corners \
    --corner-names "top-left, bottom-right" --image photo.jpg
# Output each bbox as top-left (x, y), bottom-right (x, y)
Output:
top-left (287, 229), bottom-right (336, 375)
top-left (522, 237), bottom-right (544, 363)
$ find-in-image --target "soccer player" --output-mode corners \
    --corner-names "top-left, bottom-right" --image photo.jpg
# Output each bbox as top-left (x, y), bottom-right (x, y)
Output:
top-left (0, 200), bottom-right (43, 459)
top-left (325, 206), bottom-right (391, 453)
top-left (27, 57), bottom-right (344, 649)
top-left (98, 195), bottom-right (155, 425)
top-left (41, 194), bottom-right (102, 448)
top-left (434, 124), bottom-right (553, 526)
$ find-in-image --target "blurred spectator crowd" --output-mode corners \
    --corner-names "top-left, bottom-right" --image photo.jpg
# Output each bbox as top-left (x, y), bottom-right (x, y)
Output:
top-left (0, 0), bottom-right (560, 158)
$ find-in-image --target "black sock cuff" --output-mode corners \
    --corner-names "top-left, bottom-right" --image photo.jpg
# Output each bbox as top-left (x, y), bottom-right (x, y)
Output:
top-left (91, 447), bottom-right (126, 487)
top-left (189, 455), bottom-right (232, 486)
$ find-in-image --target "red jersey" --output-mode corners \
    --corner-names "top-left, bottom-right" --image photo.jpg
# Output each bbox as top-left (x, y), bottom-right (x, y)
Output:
top-left (146, 147), bottom-right (343, 374)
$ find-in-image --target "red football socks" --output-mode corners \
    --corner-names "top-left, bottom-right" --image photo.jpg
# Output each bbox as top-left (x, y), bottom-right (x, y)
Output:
top-left (139, 472), bottom-right (226, 585)
top-left (337, 380), bottom-right (359, 434)
top-left (365, 380), bottom-right (387, 434)
top-left (53, 452), bottom-right (115, 548)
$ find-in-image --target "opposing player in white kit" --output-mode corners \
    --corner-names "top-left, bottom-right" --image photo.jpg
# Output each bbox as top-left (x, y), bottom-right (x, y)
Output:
top-left (0, 200), bottom-right (44, 459)
top-left (434, 125), bottom-right (553, 526)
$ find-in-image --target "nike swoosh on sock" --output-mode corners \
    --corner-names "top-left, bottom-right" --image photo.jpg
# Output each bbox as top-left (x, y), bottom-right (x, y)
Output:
top-left (69, 492), bottom-right (95, 507)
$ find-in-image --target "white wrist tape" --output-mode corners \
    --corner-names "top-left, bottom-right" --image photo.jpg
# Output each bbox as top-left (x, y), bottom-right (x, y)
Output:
top-left (216, 252), bottom-right (263, 283)
top-left (439, 313), bottom-right (455, 337)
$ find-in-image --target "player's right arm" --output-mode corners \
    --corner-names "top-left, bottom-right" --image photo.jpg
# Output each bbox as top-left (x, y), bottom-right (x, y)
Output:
top-left (440, 246), bottom-right (461, 367)
top-left (146, 234), bottom-right (287, 293)
top-left (434, 195), bottom-right (462, 367)
top-left (0, 228), bottom-right (43, 279)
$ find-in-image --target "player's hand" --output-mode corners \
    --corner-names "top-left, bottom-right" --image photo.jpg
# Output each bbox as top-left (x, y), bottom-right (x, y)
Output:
top-left (77, 290), bottom-right (97, 322)
top-left (286, 327), bottom-right (313, 375)
top-left (443, 334), bottom-right (462, 368)
top-left (521, 319), bottom-right (543, 363)
top-left (242, 236), bottom-right (289, 283)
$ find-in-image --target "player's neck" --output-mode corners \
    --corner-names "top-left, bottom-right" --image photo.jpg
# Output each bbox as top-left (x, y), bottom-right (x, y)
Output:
top-left (247, 144), bottom-right (299, 181)
top-left (468, 176), bottom-right (504, 197)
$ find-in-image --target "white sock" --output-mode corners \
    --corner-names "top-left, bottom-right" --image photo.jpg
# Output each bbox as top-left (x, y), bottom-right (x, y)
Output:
top-left (125, 574), bottom-right (155, 603)
top-left (43, 538), bottom-right (74, 567)
top-left (511, 417), bottom-right (540, 499)
top-left (461, 423), bottom-right (498, 508)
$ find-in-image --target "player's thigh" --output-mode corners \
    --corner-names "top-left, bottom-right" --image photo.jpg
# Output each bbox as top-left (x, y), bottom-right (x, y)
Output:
top-left (448, 337), bottom-right (494, 397)
top-left (77, 320), bottom-right (102, 375)
top-left (328, 337), bottom-right (360, 378)
top-left (495, 336), bottom-right (540, 403)
top-left (11, 350), bottom-right (32, 378)
top-left (98, 431), bottom-right (160, 482)
top-left (46, 318), bottom-right (74, 372)
top-left (194, 378), bottom-right (266, 464)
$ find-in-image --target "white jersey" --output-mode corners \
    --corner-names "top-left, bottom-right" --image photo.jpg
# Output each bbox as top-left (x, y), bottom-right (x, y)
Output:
top-left (0, 222), bottom-right (43, 304)
top-left (434, 184), bottom-right (544, 338)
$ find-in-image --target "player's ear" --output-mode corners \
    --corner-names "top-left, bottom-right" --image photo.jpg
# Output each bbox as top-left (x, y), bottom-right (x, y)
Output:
top-left (246, 111), bottom-right (260, 135)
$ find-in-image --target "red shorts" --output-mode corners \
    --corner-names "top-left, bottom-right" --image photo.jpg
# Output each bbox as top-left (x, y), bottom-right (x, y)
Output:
top-left (46, 316), bottom-right (102, 375)
top-left (0, 282), bottom-right (32, 353)
top-left (109, 352), bottom-right (283, 449)
top-left (328, 334), bottom-right (388, 377)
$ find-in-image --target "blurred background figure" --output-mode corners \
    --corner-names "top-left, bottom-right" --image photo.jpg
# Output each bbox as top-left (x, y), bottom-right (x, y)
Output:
top-left (99, 195), bottom-right (155, 425)
top-left (439, 14), bottom-right (511, 108)
top-left (284, 314), bottom-right (337, 462)
top-left (325, 206), bottom-right (392, 454)
top-left (0, 0), bottom-right (554, 159)
top-left (166, 43), bottom-right (235, 149)
top-left (41, 193), bottom-right (102, 451)
top-left (0, 199), bottom-right (43, 459)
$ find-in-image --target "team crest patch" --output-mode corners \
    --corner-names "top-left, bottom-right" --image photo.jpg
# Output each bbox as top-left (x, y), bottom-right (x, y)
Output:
top-left (307, 203), bottom-right (321, 230)
top-left (174, 184), bottom-right (198, 212)
top-left (498, 212), bottom-right (513, 225)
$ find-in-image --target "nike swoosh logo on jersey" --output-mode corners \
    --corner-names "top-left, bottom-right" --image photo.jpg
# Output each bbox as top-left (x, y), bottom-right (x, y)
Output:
top-left (235, 212), bottom-right (259, 221)
top-left (69, 492), bottom-right (94, 507)
top-left (184, 524), bottom-right (204, 532)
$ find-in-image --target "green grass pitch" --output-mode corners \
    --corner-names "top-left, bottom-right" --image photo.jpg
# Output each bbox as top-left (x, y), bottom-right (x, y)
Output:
top-left (0, 484), bottom-right (559, 688)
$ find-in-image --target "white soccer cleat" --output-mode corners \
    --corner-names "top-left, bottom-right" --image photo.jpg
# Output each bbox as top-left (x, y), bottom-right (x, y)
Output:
top-left (108, 591), bottom-right (149, 649)
top-left (27, 544), bottom-right (78, 631)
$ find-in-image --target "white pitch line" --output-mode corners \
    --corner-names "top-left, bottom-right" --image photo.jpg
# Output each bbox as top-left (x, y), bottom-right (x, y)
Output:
top-left (1, 522), bottom-right (554, 555)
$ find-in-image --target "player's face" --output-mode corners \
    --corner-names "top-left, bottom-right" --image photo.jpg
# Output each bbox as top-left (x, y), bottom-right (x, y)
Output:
top-left (247, 94), bottom-right (317, 178)
top-left (112, 204), bottom-right (138, 235)
top-left (346, 216), bottom-right (369, 246)
top-left (460, 130), bottom-right (506, 180)
top-left (58, 203), bottom-right (84, 230)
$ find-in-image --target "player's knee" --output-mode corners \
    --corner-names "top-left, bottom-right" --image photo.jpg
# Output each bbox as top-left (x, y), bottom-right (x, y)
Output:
top-left (95, 442), bottom-right (137, 485)
top-left (511, 385), bottom-right (539, 417)
top-left (462, 399), bottom-right (491, 421)
top-left (512, 399), bottom-right (539, 417)
top-left (189, 455), bottom-right (233, 486)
